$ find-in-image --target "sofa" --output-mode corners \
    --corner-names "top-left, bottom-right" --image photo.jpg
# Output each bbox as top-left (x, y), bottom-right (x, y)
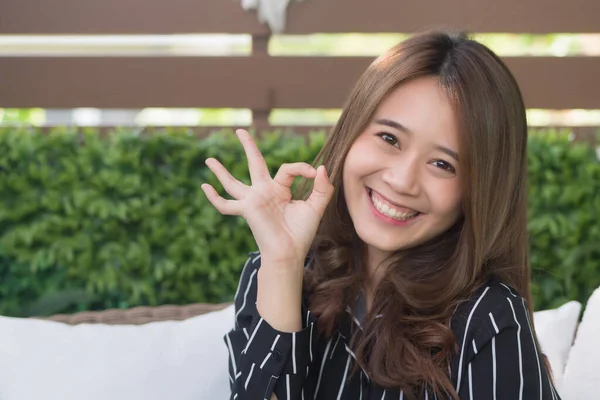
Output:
top-left (0, 287), bottom-right (598, 400)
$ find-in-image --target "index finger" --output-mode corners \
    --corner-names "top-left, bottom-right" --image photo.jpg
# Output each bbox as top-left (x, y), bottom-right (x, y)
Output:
top-left (236, 129), bottom-right (271, 183)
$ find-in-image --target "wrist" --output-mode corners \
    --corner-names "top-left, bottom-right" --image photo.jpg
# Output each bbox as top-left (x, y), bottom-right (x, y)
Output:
top-left (260, 254), bottom-right (305, 269)
top-left (256, 264), bottom-right (304, 332)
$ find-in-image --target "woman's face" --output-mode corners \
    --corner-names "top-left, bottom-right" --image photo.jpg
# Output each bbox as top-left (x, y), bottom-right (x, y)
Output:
top-left (342, 76), bottom-right (463, 265)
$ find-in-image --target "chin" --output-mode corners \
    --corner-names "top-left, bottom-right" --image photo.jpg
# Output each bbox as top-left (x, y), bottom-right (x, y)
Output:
top-left (357, 230), bottom-right (421, 253)
top-left (376, 241), bottom-right (419, 253)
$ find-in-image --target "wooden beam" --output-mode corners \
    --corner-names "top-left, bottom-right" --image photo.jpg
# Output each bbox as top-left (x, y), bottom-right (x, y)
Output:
top-left (285, 0), bottom-right (600, 34)
top-left (1, 0), bottom-right (598, 34)
top-left (1, 56), bottom-right (599, 109)
top-left (0, 0), bottom-right (269, 35)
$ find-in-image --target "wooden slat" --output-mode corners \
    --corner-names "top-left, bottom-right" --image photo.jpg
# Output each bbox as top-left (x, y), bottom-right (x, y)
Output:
top-left (0, 0), bottom-right (269, 35)
top-left (1, 56), bottom-right (599, 109)
top-left (1, 0), bottom-right (599, 34)
top-left (285, 0), bottom-right (600, 34)
top-left (0, 56), bottom-right (366, 109)
top-left (505, 57), bottom-right (600, 109)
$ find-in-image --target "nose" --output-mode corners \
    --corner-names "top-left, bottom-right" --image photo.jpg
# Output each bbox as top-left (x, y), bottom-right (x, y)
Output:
top-left (381, 155), bottom-right (421, 197)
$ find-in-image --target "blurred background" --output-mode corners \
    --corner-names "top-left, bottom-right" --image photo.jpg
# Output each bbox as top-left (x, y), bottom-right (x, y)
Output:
top-left (0, 0), bottom-right (598, 318)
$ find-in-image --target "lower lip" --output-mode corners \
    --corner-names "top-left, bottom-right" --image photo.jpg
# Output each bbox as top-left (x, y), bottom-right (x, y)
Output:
top-left (366, 189), bottom-right (422, 226)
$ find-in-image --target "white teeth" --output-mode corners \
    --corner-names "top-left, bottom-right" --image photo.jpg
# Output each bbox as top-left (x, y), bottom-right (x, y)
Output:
top-left (370, 191), bottom-right (418, 221)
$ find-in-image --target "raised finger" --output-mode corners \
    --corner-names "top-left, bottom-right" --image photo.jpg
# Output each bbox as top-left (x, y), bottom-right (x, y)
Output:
top-left (205, 158), bottom-right (248, 199)
top-left (235, 129), bottom-right (271, 184)
top-left (201, 183), bottom-right (242, 215)
top-left (306, 165), bottom-right (335, 216)
top-left (273, 162), bottom-right (317, 188)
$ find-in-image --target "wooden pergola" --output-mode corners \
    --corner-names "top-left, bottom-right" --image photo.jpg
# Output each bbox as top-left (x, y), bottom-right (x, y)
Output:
top-left (0, 0), bottom-right (599, 138)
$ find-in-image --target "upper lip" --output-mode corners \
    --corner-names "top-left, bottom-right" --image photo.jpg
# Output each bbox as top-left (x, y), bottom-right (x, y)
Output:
top-left (368, 188), bottom-right (421, 213)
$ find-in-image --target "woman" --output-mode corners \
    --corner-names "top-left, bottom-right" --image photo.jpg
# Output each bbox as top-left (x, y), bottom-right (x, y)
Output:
top-left (202, 30), bottom-right (561, 399)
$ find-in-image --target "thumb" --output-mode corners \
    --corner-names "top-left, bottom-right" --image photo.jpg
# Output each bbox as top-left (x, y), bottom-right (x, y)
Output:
top-left (306, 165), bottom-right (334, 215)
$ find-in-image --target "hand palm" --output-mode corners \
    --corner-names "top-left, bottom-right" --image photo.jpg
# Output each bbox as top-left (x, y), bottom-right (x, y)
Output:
top-left (202, 129), bottom-right (334, 264)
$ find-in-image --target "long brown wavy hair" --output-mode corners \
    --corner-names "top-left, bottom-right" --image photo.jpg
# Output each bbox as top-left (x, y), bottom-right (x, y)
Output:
top-left (300, 29), bottom-right (537, 399)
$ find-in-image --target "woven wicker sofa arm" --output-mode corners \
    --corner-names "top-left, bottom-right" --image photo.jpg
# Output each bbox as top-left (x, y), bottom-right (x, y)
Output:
top-left (33, 303), bottom-right (231, 325)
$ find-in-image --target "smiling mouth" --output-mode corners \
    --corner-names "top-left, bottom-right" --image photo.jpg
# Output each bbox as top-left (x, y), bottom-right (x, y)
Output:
top-left (368, 188), bottom-right (421, 221)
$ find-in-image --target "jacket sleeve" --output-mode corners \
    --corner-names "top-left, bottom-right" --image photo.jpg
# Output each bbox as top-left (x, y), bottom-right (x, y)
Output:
top-left (223, 252), bottom-right (318, 400)
top-left (456, 295), bottom-right (562, 400)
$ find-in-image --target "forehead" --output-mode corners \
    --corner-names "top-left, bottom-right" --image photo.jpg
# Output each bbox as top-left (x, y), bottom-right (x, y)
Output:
top-left (373, 77), bottom-right (460, 147)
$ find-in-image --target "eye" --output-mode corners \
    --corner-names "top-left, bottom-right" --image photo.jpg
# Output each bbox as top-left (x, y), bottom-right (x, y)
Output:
top-left (376, 132), bottom-right (400, 148)
top-left (431, 159), bottom-right (456, 173)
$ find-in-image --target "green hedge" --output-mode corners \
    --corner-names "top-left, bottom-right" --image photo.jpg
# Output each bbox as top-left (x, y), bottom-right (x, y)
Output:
top-left (0, 127), bottom-right (597, 316)
top-left (528, 132), bottom-right (600, 309)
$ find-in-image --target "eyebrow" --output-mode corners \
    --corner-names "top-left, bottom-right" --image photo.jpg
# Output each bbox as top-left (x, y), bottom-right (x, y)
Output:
top-left (373, 118), bottom-right (460, 162)
top-left (434, 145), bottom-right (459, 162)
top-left (374, 118), bottom-right (412, 134)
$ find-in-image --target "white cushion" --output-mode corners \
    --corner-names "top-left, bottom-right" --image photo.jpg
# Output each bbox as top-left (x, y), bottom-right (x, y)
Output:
top-left (533, 300), bottom-right (582, 393)
top-left (0, 304), bottom-right (234, 400)
top-left (562, 287), bottom-right (600, 400)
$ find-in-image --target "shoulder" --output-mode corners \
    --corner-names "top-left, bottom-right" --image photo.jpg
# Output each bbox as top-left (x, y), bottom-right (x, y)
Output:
top-left (450, 278), bottom-right (533, 349)
top-left (448, 279), bottom-right (545, 390)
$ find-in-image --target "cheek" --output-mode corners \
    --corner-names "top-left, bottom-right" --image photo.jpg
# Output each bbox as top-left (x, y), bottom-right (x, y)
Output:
top-left (341, 144), bottom-right (365, 184)
top-left (431, 181), bottom-right (462, 217)
top-left (344, 140), bottom-right (380, 176)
